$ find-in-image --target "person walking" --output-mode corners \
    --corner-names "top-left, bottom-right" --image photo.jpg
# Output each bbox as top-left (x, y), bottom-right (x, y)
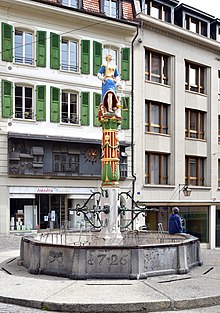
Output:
top-left (169, 207), bottom-right (183, 234)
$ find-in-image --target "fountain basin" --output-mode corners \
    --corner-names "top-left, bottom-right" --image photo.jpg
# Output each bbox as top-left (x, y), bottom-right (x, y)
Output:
top-left (19, 231), bottom-right (202, 279)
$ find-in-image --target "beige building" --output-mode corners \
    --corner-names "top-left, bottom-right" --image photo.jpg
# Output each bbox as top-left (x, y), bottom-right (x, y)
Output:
top-left (133, 0), bottom-right (220, 248)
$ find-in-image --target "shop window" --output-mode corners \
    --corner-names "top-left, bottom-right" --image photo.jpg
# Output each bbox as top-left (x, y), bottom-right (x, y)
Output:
top-left (53, 153), bottom-right (79, 173)
top-left (15, 85), bottom-right (34, 120)
top-left (61, 38), bottom-right (78, 72)
top-left (185, 61), bottom-right (205, 94)
top-left (145, 100), bottom-right (168, 134)
top-left (185, 109), bottom-right (205, 139)
top-left (61, 0), bottom-right (78, 8)
top-left (181, 206), bottom-right (209, 242)
top-left (185, 156), bottom-right (205, 186)
top-left (144, 0), bottom-right (171, 22)
top-left (61, 91), bottom-right (79, 124)
top-left (15, 29), bottom-right (33, 65)
top-left (185, 15), bottom-right (207, 37)
top-left (104, 0), bottom-right (118, 18)
top-left (145, 152), bottom-right (168, 185)
top-left (145, 50), bottom-right (168, 85)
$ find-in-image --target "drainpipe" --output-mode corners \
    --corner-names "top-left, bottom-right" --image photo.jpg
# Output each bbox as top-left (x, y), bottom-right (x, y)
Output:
top-left (131, 23), bottom-right (139, 230)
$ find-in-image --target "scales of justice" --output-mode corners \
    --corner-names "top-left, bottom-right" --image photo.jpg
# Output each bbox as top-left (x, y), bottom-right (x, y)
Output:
top-left (19, 53), bottom-right (202, 280)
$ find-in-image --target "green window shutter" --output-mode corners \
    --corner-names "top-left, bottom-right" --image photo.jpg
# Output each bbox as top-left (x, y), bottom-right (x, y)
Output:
top-left (80, 92), bottom-right (90, 126)
top-left (50, 32), bottom-right (60, 69)
top-left (36, 85), bottom-right (46, 121)
top-left (93, 92), bottom-right (101, 127)
top-left (121, 48), bottom-right (130, 81)
top-left (36, 31), bottom-right (46, 67)
top-left (2, 22), bottom-right (13, 62)
top-left (50, 87), bottom-right (60, 122)
top-left (2, 80), bottom-right (13, 118)
top-left (81, 40), bottom-right (90, 74)
top-left (93, 41), bottom-right (102, 75)
top-left (121, 97), bottom-right (130, 129)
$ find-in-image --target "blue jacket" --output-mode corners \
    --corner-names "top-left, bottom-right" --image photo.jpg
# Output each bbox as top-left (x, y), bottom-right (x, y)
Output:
top-left (169, 213), bottom-right (183, 234)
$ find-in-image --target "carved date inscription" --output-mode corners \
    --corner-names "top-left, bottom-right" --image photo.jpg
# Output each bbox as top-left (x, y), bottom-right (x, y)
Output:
top-left (87, 250), bottom-right (130, 271)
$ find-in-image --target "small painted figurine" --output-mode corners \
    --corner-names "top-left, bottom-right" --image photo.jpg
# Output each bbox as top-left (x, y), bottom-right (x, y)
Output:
top-left (97, 54), bottom-right (121, 113)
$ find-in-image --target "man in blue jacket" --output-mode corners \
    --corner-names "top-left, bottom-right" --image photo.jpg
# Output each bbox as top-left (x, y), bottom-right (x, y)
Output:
top-left (169, 207), bottom-right (183, 234)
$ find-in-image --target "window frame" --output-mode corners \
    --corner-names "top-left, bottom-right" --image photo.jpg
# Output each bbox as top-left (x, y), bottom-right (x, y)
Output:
top-left (144, 0), bottom-right (171, 22)
top-left (14, 29), bottom-right (34, 65)
top-left (185, 61), bottom-right (205, 94)
top-left (185, 109), bottom-right (205, 140)
top-left (61, 37), bottom-right (79, 72)
top-left (102, 45), bottom-right (118, 67)
top-left (145, 152), bottom-right (168, 185)
top-left (185, 156), bottom-right (205, 186)
top-left (14, 84), bottom-right (34, 120)
top-left (61, 90), bottom-right (79, 125)
top-left (61, 0), bottom-right (79, 8)
top-left (185, 15), bottom-right (207, 37)
top-left (104, 0), bottom-right (119, 18)
top-left (145, 100), bottom-right (168, 134)
top-left (145, 50), bottom-right (169, 85)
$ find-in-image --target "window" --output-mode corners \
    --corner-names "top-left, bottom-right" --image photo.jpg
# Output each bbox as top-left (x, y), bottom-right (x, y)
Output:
top-left (61, 38), bottom-right (78, 72)
top-left (145, 100), bottom-right (168, 134)
top-left (219, 116), bottom-right (220, 143)
top-left (145, 50), bottom-right (168, 85)
top-left (185, 109), bottom-right (205, 139)
top-left (185, 62), bottom-right (205, 94)
top-left (104, 0), bottom-right (118, 18)
top-left (218, 160), bottom-right (220, 187)
top-left (61, 0), bottom-right (78, 8)
top-left (15, 85), bottom-right (33, 120)
top-left (185, 15), bottom-right (207, 36)
top-left (53, 153), bottom-right (79, 174)
top-left (185, 156), bottom-right (205, 186)
top-left (15, 30), bottom-right (33, 65)
top-left (144, 0), bottom-right (171, 22)
top-left (218, 71), bottom-right (220, 99)
top-left (103, 46), bottom-right (118, 66)
top-left (120, 149), bottom-right (127, 178)
top-left (145, 153), bottom-right (168, 185)
top-left (61, 91), bottom-right (79, 124)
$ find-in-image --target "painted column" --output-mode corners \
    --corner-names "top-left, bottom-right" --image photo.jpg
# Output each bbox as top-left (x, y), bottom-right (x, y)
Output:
top-left (99, 114), bottom-right (122, 243)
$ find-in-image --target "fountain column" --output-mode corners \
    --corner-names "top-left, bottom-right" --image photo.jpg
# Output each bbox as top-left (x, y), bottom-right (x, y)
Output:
top-left (99, 114), bottom-right (123, 244)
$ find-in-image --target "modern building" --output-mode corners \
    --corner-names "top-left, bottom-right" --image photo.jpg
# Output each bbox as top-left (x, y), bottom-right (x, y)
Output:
top-left (0, 0), bottom-right (137, 234)
top-left (133, 0), bottom-right (220, 248)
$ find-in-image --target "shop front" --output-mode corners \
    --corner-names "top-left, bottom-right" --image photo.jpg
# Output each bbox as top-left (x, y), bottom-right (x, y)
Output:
top-left (145, 206), bottom-right (209, 244)
top-left (9, 187), bottom-right (94, 232)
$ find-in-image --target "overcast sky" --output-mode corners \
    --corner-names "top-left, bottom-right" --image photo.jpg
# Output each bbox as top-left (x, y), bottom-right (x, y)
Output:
top-left (180, 0), bottom-right (220, 19)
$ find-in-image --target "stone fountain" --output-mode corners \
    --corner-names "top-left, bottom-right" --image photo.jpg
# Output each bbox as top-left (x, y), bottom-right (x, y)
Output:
top-left (19, 59), bottom-right (202, 279)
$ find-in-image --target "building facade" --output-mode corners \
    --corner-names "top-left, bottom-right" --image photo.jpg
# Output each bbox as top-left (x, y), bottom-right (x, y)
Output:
top-left (133, 0), bottom-right (220, 248)
top-left (0, 0), bottom-right (137, 234)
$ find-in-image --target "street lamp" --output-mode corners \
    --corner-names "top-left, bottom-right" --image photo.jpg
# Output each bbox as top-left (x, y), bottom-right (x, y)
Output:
top-left (179, 184), bottom-right (192, 199)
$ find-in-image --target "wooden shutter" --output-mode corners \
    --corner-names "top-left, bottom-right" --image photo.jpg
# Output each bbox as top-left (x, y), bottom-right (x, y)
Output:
top-left (93, 41), bottom-right (102, 76)
top-left (2, 22), bottom-right (13, 62)
top-left (93, 93), bottom-right (101, 127)
top-left (121, 48), bottom-right (130, 81)
top-left (50, 87), bottom-right (60, 122)
top-left (121, 97), bottom-right (130, 129)
top-left (36, 31), bottom-right (46, 67)
top-left (81, 40), bottom-right (90, 74)
top-left (50, 32), bottom-right (60, 69)
top-left (80, 92), bottom-right (90, 126)
top-left (36, 85), bottom-right (46, 121)
top-left (2, 80), bottom-right (13, 118)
